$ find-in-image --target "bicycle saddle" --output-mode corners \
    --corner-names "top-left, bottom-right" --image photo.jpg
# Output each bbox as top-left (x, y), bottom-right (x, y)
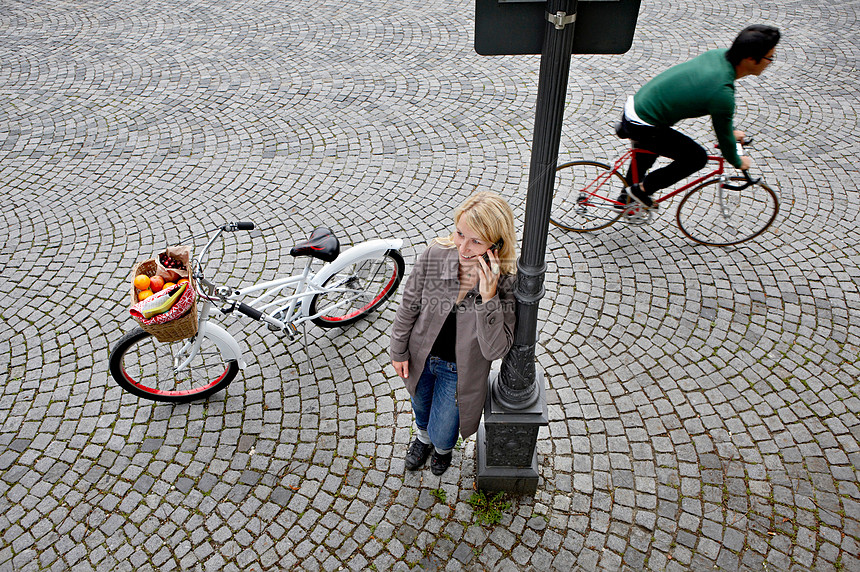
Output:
top-left (290, 227), bottom-right (340, 262)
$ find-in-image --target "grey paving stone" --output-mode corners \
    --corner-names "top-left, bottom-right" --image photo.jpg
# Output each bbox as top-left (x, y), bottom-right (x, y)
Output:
top-left (0, 0), bottom-right (858, 570)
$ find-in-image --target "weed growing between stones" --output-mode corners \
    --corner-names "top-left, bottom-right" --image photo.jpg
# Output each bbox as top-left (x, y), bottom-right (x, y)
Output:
top-left (468, 490), bottom-right (511, 526)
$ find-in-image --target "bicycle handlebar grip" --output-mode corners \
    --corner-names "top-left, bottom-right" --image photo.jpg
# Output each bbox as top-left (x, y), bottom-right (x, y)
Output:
top-left (236, 221), bottom-right (255, 230)
top-left (237, 303), bottom-right (263, 320)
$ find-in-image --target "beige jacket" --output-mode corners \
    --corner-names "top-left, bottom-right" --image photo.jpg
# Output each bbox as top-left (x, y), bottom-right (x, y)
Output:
top-left (390, 243), bottom-right (516, 438)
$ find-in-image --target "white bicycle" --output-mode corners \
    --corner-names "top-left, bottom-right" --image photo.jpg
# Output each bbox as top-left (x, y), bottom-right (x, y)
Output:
top-left (109, 221), bottom-right (404, 403)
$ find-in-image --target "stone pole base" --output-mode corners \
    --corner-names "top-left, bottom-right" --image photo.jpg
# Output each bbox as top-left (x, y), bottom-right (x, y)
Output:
top-left (476, 370), bottom-right (548, 494)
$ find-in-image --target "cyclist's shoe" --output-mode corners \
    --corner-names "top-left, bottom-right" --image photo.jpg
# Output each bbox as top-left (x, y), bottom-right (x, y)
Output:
top-left (613, 193), bottom-right (629, 211)
top-left (628, 183), bottom-right (657, 209)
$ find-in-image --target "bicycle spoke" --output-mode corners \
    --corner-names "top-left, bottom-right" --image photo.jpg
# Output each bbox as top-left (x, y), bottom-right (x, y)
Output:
top-left (551, 161), bottom-right (627, 232)
top-left (310, 251), bottom-right (404, 327)
top-left (676, 177), bottom-right (779, 246)
top-left (109, 328), bottom-right (238, 403)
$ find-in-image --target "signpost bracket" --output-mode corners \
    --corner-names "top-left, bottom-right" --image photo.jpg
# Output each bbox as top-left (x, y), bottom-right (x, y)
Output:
top-left (546, 11), bottom-right (576, 29)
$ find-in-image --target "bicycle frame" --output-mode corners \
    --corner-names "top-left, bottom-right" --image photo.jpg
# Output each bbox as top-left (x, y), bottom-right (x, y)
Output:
top-left (204, 259), bottom-right (331, 331)
top-left (620, 147), bottom-right (727, 205)
top-left (180, 227), bottom-right (402, 372)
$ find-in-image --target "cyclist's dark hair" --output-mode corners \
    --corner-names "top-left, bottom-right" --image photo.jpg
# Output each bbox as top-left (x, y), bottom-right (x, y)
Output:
top-left (726, 25), bottom-right (781, 66)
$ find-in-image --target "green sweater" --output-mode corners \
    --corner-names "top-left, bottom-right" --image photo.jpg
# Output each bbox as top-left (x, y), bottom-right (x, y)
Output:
top-left (634, 49), bottom-right (741, 167)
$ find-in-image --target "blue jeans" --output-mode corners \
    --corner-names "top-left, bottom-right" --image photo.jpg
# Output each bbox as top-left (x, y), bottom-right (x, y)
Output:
top-left (412, 356), bottom-right (460, 451)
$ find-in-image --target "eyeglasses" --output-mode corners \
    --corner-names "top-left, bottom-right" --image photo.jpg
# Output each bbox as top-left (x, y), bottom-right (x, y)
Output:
top-left (762, 55), bottom-right (775, 62)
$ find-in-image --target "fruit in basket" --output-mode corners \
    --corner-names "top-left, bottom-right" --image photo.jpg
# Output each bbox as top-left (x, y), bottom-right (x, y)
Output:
top-left (134, 274), bottom-right (151, 290)
top-left (163, 282), bottom-right (176, 291)
top-left (159, 252), bottom-right (184, 270)
top-left (178, 278), bottom-right (189, 285)
top-left (150, 275), bottom-right (165, 293)
top-left (138, 289), bottom-right (154, 301)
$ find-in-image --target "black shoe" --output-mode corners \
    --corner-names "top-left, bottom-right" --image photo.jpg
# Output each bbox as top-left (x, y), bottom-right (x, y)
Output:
top-left (430, 451), bottom-right (453, 476)
top-left (627, 183), bottom-right (655, 209)
top-left (405, 439), bottom-right (432, 471)
top-left (614, 193), bottom-right (629, 210)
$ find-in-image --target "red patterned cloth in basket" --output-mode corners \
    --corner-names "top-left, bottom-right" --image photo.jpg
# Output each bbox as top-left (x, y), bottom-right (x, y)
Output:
top-left (130, 282), bottom-right (195, 325)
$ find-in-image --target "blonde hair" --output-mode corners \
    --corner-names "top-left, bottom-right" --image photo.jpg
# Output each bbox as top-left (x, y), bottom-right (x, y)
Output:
top-left (436, 191), bottom-right (517, 274)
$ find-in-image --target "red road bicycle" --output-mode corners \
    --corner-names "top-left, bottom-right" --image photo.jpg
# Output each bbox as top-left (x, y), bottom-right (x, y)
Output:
top-left (549, 142), bottom-right (779, 246)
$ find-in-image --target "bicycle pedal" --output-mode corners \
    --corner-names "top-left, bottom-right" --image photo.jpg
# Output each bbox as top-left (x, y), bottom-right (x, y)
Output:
top-left (623, 207), bottom-right (652, 225)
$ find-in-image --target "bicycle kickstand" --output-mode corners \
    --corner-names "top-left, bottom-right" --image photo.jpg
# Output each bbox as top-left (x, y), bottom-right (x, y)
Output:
top-left (300, 321), bottom-right (312, 376)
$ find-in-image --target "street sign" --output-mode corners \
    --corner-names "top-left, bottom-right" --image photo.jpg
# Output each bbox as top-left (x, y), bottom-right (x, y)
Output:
top-left (475, 0), bottom-right (641, 55)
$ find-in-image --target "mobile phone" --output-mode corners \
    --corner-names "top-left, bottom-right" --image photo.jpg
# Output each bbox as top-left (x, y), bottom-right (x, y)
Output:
top-left (482, 239), bottom-right (503, 264)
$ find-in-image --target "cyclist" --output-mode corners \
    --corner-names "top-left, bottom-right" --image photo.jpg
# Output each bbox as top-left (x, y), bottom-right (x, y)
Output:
top-left (615, 24), bottom-right (781, 209)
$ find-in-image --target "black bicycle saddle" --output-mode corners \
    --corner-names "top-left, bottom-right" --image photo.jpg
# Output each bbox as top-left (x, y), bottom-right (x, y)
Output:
top-left (290, 227), bottom-right (340, 262)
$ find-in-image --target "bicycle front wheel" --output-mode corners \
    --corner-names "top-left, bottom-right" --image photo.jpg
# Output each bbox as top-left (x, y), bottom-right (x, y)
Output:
top-left (550, 160), bottom-right (628, 232)
top-left (310, 249), bottom-right (405, 328)
top-left (676, 177), bottom-right (779, 246)
top-left (109, 327), bottom-right (239, 403)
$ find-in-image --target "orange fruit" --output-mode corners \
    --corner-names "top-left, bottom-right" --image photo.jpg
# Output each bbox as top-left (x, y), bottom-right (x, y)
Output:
top-left (177, 278), bottom-right (189, 285)
top-left (134, 274), bottom-right (151, 290)
top-left (149, 275), bottom-right (165, 292)
top-left (163, 282), bottom-right (176, 291)
top-left (138, 289), bottom-right (154, 301)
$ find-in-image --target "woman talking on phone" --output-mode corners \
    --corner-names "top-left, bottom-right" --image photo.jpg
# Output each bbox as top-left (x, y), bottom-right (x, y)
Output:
top-left (390, 191), bottom-right (517, 476)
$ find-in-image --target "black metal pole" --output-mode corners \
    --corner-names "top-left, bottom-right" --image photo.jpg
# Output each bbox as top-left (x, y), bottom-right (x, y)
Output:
top-left (477, 0), bottom-right (577, 494)
top-left (495, 0), bottom-right (577, 410)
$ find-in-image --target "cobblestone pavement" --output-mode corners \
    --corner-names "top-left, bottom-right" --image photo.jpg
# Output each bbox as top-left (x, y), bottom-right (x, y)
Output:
top-left (1, 0), bottom-right (858, 570)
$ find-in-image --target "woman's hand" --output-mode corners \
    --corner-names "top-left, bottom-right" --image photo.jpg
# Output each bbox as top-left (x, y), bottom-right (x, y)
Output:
top-left (476, 248), bottom-right (500, 301)
top-left (392, 360), bottom-right (409, 378)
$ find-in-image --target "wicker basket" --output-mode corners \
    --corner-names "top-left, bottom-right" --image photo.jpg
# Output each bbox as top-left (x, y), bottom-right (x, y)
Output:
top-left (130, 258), bottom-right (198, 343)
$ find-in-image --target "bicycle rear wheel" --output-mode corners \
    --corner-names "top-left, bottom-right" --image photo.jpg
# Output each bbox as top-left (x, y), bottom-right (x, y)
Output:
top-left (311, 249), bottom-right (405, 328)
top-left (550, 160), bottom-right (628, 232)
top-left (676, 176), bottom-right (779, 246)
top-left (109, 327), bottom-right (239, 403)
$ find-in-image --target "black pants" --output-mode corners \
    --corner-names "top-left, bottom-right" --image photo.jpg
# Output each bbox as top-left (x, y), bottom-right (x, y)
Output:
top-left (618, 115), bottom-right (708, 194)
